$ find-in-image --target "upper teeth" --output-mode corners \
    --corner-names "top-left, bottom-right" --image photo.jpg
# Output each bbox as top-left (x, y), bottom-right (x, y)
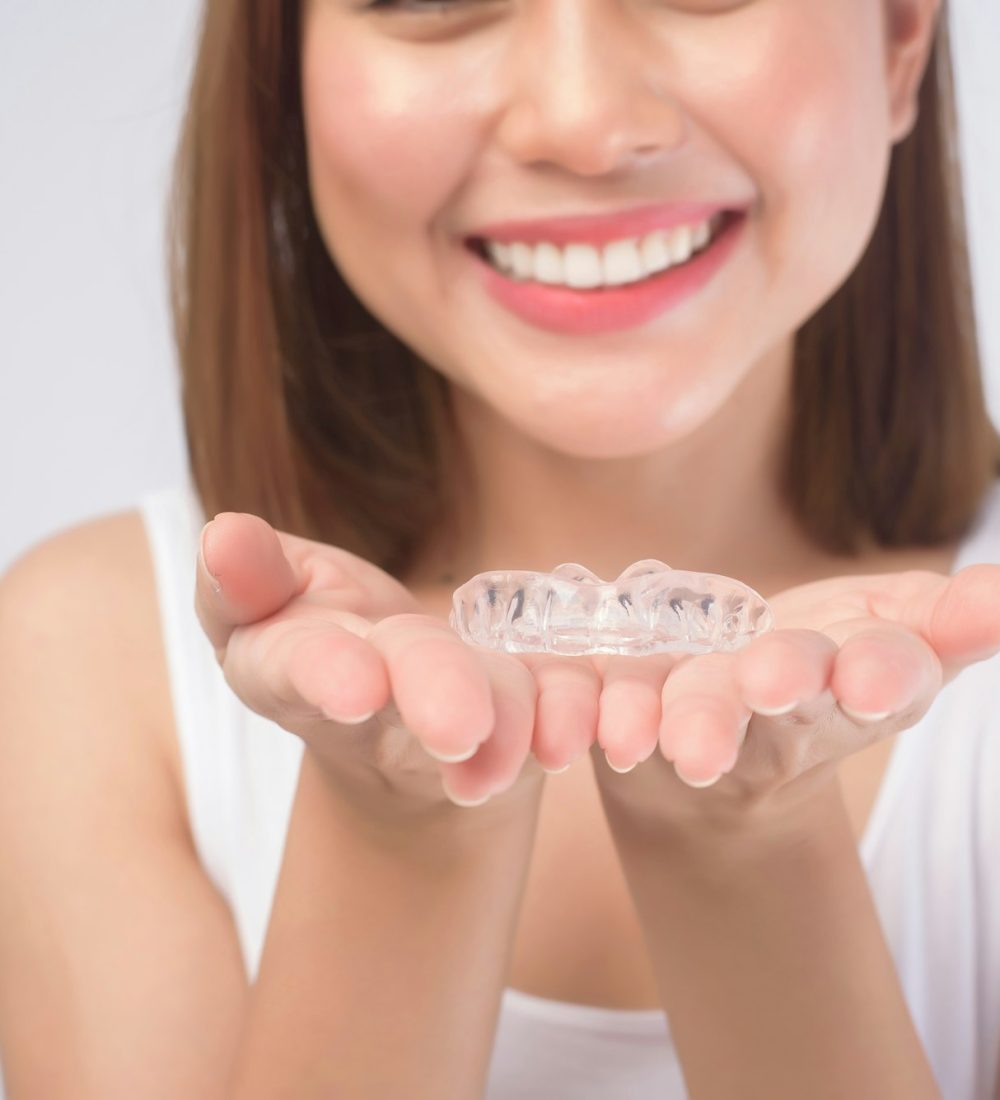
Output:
top-left (482, 214), bottom-right (721, 289)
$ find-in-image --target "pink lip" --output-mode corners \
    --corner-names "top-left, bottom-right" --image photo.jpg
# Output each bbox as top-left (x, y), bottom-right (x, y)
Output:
top-left (467, 209), bottom-right (746, 336)
top-left (467, 200), bottom-right (743, 247)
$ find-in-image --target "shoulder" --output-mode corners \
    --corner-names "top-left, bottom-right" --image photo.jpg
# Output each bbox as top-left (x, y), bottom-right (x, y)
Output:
top-left (2, 507), bottom-right (165, 666)
top-left (0, 508), bottom-right (186, 830)
top-left (3, 507), bottom-right (154, 606)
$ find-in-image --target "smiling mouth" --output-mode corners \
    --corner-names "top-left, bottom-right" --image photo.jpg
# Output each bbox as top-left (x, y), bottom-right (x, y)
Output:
top-left (463, 210), bottom-right (744, 292)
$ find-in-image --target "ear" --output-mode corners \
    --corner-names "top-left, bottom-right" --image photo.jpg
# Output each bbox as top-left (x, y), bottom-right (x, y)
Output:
top-left (884, 0), bottom-right (943, 144)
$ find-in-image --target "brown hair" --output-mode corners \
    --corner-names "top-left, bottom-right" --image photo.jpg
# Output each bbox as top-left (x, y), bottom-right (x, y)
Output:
top-left (168, 0), bottom-right (1000, 578)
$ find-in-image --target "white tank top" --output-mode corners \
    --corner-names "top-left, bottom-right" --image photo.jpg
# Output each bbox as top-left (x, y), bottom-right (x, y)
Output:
top-left (136, 479), bottom-right (1000, 1099)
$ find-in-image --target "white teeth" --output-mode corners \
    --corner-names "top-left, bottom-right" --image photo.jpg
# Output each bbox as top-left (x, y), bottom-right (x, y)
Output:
top-left (533, 241), bottom-right (565, 285)
top-left (669, 224), bottom-right (693, 265)
top-left (480, 214), bottom-right (722, 288)
top-left (508, 241), bottom-right (534, 280)
top-left (639, 231), bottom-right (671, 276)
top-left (485, 238), bottom-right (512, 272)
top-left (602, 238), bottom-right (645, 287)
top-left (563, 244), bottom-right (604, 289)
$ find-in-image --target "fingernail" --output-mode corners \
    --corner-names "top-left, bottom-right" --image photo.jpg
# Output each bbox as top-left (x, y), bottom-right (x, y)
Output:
top-left (442, 781), bottom-right (491, 808)
top-left (321, 706), bottom-right (376, 726)
top-left (424, 742), bottom-right (479, 763)
top-left (750, 699), bottom-right (799, 717)
top-left (199, 522), bottom-right (222, 595)
top-left (604, 751), bottom-right (636, 774)
top-left (542, 762), bottom-right (572, 775)
top-left (839, 704), bottom-right (892, 724)
top-left (674, 764), bottom-right (723, 788)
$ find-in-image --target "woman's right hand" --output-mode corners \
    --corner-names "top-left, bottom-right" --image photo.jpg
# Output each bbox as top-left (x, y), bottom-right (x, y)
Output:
top-left (194, 511), bottom-right (589, 825)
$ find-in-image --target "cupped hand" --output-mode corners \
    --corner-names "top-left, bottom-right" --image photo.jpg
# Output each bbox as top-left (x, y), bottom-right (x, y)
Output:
top-left (589, 564), bottom-right (1000, 828)
top-left (194, 511), bottom-right (599, 821)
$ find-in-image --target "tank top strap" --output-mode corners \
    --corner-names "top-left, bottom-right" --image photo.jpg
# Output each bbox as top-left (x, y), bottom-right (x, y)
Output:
top-left (137, 482), bottom-right (236, 899)
top-left (137, 482), bottom-right (303, 979)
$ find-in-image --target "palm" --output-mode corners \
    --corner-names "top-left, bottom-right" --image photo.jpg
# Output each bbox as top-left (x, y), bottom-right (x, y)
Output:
top-left (199, 514), bottom-right (586, 810)
top-left (764, 565), bottom-right (1000, 686)
top-left (588, 563), bottom-right (1000, 823)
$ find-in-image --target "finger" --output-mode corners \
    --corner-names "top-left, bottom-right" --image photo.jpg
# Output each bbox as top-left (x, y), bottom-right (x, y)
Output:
top-left (733, 628), bottom-right (838, 719)
top-left (520, 653), bottom-right (602, 773)
top-left (868, 564), bottom-right (1000, 674)
top-left (658, 652), bottom-right (750, 787)
top-left (366, 613), bottom-right (496, 763)
top-left (196, 513), bottom-right (303, 657)
top-left (596, 654), bottom-right (673, 773)
top-left (823, 619), bottom-right (942, 724)
top-left (223, 609), bottom-right (391, 727)
top-left (438, 652), bottom-right (537, 806)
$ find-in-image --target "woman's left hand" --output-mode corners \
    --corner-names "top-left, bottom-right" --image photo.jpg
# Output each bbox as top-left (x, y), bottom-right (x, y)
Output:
top-left (587, 563), bottom-right (1000, 830)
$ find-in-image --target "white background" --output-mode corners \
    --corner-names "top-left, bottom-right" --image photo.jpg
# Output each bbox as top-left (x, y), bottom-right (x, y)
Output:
top-left (1, 0), bottom-right (998, 576)
top-left (0, 3), bottom-right (997, 1095)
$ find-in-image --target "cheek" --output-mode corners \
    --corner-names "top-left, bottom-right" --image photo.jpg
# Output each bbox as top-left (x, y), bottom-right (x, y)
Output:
top-left (300, 29), bottom-right (473, 244)
top-left (710, 3), bottom-right (893, 295)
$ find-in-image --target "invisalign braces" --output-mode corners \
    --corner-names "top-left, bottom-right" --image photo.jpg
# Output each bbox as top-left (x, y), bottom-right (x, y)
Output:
top-left (450, 559), bottom-right (774, 657)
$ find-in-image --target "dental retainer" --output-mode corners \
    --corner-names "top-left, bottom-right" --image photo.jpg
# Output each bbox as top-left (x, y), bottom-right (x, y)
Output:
top-left (450, 559), bottom-right (774, 657)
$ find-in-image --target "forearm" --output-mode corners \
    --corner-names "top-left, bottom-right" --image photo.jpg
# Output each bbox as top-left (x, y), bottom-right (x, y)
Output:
top-left (228, 750), bottom-right (541, 1100)
top-left (600, 781), bottom-right (940, 1100)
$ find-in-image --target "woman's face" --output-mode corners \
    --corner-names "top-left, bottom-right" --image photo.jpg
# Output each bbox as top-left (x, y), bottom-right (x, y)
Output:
top-left (300, 0), bottom-right (936, 458)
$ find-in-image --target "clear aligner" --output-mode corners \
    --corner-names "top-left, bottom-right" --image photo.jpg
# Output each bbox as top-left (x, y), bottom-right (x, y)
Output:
top-left (449, 559), bottom-right (774, 657)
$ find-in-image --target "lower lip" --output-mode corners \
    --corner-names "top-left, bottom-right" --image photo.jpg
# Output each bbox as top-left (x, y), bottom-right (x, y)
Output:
top-left (466, 211), bottom-right (746, 336)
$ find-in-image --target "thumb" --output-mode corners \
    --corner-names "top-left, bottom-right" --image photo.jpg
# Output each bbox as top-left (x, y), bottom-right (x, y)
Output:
top-left (196, 512), bottom-right (302, 655)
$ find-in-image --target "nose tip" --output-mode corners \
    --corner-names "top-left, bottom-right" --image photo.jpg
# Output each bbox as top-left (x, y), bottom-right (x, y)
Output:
top-left (488, 10), bottom-right (689, 178)
top-left (497, 86), bottom-right (688, 180)
top-left (507, 116), bottom-right (684, 181)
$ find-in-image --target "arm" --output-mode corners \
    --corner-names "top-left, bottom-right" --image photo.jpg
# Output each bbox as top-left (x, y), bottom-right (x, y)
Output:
top-left (599, 779), bottom-right (939, 1099)
top-left (0, 516), bottom-right (540, 1100)
top-left (0, 517), bottom-right (249, 1098)
top-left (228, 752), bottom-right (540, 1099)
top-left (191, 511), bottom-right (550, 1097)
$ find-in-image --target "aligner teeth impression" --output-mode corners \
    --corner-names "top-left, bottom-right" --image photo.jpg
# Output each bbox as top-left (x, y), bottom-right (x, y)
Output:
top-left (449, 559), bottom-right (774, 657)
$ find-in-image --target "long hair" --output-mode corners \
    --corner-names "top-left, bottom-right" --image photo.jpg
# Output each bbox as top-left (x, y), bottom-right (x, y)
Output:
top-left (167, 0), bottom-right (1000, 577)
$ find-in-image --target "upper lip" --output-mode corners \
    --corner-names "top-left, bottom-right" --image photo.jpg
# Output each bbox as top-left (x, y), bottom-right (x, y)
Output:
top-left (466, 200), bottom-right (745, 247)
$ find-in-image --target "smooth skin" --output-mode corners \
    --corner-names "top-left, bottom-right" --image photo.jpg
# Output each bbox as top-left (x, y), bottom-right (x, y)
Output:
top-left (198, 508), bottom-right (1000, 1097)
top-left (194, 509), bottom-right (540, 812)
top-left (4, 508), bottom-right (997, 1096)
top-left (198, 512), bottom-right (1000, 813)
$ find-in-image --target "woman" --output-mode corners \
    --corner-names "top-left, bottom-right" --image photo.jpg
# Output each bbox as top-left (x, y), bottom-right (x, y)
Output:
top-left (2, 0), bottom-right (999, 1096)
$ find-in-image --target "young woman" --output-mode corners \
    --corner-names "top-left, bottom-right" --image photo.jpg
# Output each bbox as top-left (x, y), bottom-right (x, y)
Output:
top-left (2, 0), bottom-right (999, 1096)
